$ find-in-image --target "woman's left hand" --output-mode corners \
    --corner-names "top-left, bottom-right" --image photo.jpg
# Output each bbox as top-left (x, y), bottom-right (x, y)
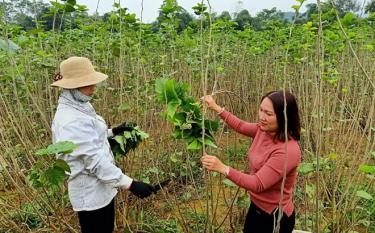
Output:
top-left (201, 153), bottom-right (229, 175)
top-left (112, 122), bottom-right (137, 136)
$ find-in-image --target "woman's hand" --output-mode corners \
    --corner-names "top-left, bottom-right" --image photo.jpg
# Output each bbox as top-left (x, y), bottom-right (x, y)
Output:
top-left (129, 181), bottom-right (156, 199)
top-left (112, 122), bottom-right (137, 136)
top-left (201, 95), bottom-right (223, 113)
top-left (201, 153), bottom-right (229, 175)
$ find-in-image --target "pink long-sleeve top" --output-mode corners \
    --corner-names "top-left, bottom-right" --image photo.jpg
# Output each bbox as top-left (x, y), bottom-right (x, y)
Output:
top-left (219, 110), bottom-right (301, 217)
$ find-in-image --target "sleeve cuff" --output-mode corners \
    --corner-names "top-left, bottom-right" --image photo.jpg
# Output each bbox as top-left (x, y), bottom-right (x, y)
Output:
top-left (218, 110), bottom-right (230, 119)
top-left (224, 166), bottom-right (230, 176)
top-left (107, 129), bottom-right (114, 138)
top-left (227, 167), bottom-right (231, 177)
top-left (227, 167), bottom-right (237, 179)
top-left (217, 107), bottom-right (225, 115)
top-left (115, 174), bottom-right (133, 189)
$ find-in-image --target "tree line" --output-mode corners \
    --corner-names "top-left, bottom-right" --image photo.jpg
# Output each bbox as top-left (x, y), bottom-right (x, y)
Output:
top-left (1, 0), bottom-right (375, 32)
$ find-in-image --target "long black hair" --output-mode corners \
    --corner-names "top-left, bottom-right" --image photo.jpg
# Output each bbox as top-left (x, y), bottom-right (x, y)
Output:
top-left (261, 90), bottom-right (301, 141)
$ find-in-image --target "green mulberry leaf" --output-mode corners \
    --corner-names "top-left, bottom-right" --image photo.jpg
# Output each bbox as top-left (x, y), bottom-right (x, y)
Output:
top-left (36, 141), bottom-right (77, 156)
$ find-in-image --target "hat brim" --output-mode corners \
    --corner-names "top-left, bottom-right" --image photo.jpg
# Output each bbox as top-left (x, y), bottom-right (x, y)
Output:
top-left (51, 72), bottom-right (108, 89)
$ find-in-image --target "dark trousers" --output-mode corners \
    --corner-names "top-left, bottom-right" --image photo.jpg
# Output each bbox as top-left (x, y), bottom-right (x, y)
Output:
top-left (243, 202), bottom-right (295, 233)
top-left (77, 199), bottom-right (115, 233)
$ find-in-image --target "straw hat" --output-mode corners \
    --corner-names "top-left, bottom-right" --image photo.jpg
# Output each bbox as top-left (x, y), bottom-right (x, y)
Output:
top-left (51, 56), bottom-right (108, 89)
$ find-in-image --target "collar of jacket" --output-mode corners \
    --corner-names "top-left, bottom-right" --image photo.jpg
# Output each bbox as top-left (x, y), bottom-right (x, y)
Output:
top-left (58, 90), bottom-right (96, 117)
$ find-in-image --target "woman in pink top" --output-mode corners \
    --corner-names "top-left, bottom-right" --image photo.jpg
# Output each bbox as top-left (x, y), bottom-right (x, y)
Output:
top-left (201, 91), bottom-right (301, 233)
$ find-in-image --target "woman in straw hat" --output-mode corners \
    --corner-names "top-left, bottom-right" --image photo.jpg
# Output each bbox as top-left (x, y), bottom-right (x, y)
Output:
top-left (51, 57), bottom-right (156, 233)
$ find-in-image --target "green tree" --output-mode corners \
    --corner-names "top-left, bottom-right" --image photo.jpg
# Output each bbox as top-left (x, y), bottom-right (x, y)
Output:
top-left (0, 2), bottom-right (11, 22)
top-left (329, 0), bottom-right (361, 17)
top-left (251, 7), bottom-right (286, 30)
top-left (0, 0), bottom-right (49, 30)
top-left (234, 9), bottom-right (252, 30)
top-left (302, 2), bottom-right (337, 23)
top-left (38, 1), bottom-right (89, 31)
top-left (216, 11), bottom-right (231, 21)
top-left (176, 8), bottom-right (193, 32)
top-left (154, 0), bottom-right (193, 33)
top-left (366, 0), bottom-right (375, 13)
top-left (302, 3), bottom-right (318, 20)
top-left (0, 0), bottom-right (88, 31)
top-left (256, 7), bottom-right (285, 21)
top-left (303, 1), bottom-right (360, 20)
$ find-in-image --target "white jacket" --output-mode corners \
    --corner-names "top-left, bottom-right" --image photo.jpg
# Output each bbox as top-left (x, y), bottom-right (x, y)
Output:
top-left (51, 90), bottom-right (132, 211)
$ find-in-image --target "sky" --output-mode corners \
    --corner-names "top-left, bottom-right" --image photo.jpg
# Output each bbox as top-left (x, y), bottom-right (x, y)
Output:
top-left (70, 0), bottom-right (317, 22)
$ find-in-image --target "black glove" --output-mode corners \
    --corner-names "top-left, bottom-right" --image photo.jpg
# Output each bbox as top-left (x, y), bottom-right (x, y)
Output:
top-left (129, 181), bottom-right (156, 199)
top-left (112, 122), bottom-right (137, 136)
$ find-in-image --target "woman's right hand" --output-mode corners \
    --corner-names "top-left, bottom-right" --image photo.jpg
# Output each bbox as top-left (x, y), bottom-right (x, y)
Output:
top-left (201, 95), bottom-right (223, 113)
top-left (129, 181), bottom-right (156, 199)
